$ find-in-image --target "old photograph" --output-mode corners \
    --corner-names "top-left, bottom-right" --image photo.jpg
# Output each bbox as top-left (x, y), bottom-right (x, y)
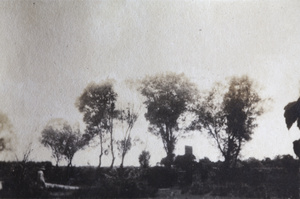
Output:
top-left (0, 0), bottom-right (300, 198)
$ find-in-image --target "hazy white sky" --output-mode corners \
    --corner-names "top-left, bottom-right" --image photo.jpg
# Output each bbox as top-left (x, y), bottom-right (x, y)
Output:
top-left (0, 0), bottom-right (300, 166)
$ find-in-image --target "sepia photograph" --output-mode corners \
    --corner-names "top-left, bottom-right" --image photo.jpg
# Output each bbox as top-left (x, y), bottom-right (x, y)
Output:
top-left (0, 0), bottom-right (300, 198)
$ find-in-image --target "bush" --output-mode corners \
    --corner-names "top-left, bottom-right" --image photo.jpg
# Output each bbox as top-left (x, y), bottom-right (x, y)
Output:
top-left (139, 150), bottom-right (150, 168)
top-left (190, 181), bottom-right (212, 195)
top-left (72, 168), bottom-right (157, 198)
top-left (2, 162), bottom-right (50, 198)
top-left (147, 167), bottom-right (177, 188)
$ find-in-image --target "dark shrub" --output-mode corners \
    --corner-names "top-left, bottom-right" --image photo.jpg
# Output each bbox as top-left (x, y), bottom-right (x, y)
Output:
top-left (147, 166), bottom-right (177, 188)
top-left (72, 168), bottom-right (157, 198)
top-left (139, 150), bottom-right (151, 168)
top-left (190, 181), bottom-right (212, 195)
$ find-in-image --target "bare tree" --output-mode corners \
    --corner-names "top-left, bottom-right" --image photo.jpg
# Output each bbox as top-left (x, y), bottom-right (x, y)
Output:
top-left (117, 104), bottom-right (139, 168)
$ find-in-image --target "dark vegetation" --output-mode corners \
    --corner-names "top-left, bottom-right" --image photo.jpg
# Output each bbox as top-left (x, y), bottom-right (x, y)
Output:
top-left (0, 154), bottom-right (299, 198)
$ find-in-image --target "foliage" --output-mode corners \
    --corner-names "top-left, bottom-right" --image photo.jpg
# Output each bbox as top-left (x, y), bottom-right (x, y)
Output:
top-left (139, 150), bottom-right (151, 168)
top-left (174, 154), bottom-right (196, 186)
top-left (76, 80), bottom-right (118, 168)
top-left (0, 158), bottom-right (299, 198)
top-left (192, 76), bottom-right (265, 168)
top-left (284, 97), bottom-right (300, 130)
top-left (244, 157), bottom-right (263, 168)
top-left (0, 161), bottom-right (51, 198)
top-left (174, 153), bottom-right (196, 171)
top-left (147, 166), bottom-right (178, 188)
top-left (160, 155), bottom-right (175, 168)
top-left (139, 72), bottom-right (197, 167)
top-left (72, 167), bottom-right (157, 198)
top-left (40, 119), bottom-right (87, 167)
top-left (293, 139), bottom-right (300, 158)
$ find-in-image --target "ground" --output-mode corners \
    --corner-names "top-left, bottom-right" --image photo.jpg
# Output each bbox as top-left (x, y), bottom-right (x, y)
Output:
top-left (155, 188), bottom-right (261, 199)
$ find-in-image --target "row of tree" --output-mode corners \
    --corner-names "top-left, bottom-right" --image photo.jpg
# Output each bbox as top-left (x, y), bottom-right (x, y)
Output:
top-left (40, 72), bottom-right (267, 169)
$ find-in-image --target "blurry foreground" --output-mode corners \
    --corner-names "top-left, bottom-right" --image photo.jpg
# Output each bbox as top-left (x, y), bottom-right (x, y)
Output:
top-left (0, 155), bottom-right (299, 198)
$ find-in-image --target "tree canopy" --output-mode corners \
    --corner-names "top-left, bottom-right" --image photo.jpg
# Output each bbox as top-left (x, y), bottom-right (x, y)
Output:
top-left (139, 72), bottom-right (197, 167)
top-left (40, 119), bottom-right (87, 167)
top-left (284, 97), bottom-right (300, 130)
top-left (192, 76), bottom-right (265, 168)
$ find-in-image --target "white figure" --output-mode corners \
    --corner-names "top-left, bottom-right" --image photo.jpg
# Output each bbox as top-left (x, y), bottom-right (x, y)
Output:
top-left (37, 167), bottom-right (46, 189)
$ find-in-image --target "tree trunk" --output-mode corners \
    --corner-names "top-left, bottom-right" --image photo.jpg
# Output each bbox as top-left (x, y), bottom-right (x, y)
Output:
top-left (164, 125), bottom-right (175, 168)
top-left (67, 156), bottom-right (73, 168)
top-left (98, 154), bottom-right (103, 168)
top-left (98, 133), bottom-right (103, 168)
top-left (110, 154), bottom-right (115, 169)
top-left (110, 119), bottom-right (115, 169)
top-left (166, 142), bottom-right (174, 169)
top-left (120, 153), bottom-right (125, 168)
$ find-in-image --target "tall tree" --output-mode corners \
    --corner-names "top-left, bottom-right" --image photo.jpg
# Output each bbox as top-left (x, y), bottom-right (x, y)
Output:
top-left (117, 104), bottom-right (139, 168)
top-left (139, 72), bottom-right (197, 167)
top-left (192, 76), bottom-right (265, 168)
top-left (40, 119), bottom-right (87, 167)
top-left (76, 80), bottom-right (118, 168)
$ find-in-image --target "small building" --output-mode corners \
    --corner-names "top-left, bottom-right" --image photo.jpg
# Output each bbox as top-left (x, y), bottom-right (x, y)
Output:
top-left (185, 145), bottom-right (193, 155)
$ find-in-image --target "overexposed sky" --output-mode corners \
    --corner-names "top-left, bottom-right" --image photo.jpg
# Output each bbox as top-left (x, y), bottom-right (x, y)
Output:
top-left (0, 0), bottom-right (300, 166)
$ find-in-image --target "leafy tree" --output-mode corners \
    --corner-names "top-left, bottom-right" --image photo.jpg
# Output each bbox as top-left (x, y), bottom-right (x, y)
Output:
top-left (139, 150), bottom-right (151, 168)
top-left (139, 72), bottom-right (197, 167)
top-left (40, 119), bottom-right (87, 167)
top-left (76, 80), bottom-right (118, 168)
top-left (117, 105), bottom-right (139, 168)
top-left (60, 124), bottom-right (87, 167)
top-left (193, 76), bottom-right (265, 168)
top-left (40, 124), bottom-right (63, 166)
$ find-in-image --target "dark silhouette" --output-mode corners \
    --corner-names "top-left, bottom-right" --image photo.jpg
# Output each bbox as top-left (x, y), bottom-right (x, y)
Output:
top-left (139, 150), bottom-right (151, 168)
top-left (284, 98), bottom-right (300, 199)
top-left (284, 98), bottom-right (300, 129)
